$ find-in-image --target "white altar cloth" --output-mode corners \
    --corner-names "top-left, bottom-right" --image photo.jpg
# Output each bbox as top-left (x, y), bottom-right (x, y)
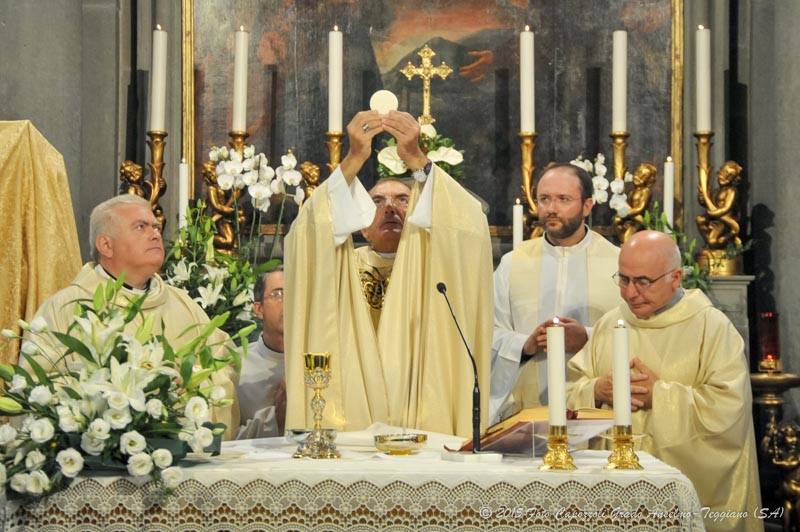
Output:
top-left (4, 437), bottom-right (705, 531)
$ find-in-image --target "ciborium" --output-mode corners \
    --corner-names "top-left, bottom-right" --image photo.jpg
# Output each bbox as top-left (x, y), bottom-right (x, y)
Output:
top-left (293, 352), bottom-right (340, 459)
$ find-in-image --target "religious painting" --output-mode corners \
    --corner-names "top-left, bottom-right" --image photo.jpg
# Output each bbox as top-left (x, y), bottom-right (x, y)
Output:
top-left (184, 0), bottom-right (681, 229)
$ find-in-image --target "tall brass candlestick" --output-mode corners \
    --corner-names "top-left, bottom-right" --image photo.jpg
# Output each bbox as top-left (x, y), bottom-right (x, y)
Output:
top-left (520, 132), bottom-right (543, 240)
top-left (145, 130), bottom-right (168, 230)
top-left (610, 131), bottom-right (630, 181)
top-left (540, 425), bottom-right (576, 470)
top-left (228, 130), bottom-right (249, 156)
top-left (605, 425), bottom-right (642, 470)
top-left (326, 131), bottom-right (344, 174)
top-left (694, 131), bottom-right (714, 203)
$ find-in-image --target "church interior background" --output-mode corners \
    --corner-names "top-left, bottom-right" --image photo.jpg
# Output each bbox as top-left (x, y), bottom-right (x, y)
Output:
top-left (1, 0), bottom-right (799, 523)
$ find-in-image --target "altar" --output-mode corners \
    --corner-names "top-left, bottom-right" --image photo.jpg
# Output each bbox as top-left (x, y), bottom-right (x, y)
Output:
top-left (4, 438), bottom-right (705, 531)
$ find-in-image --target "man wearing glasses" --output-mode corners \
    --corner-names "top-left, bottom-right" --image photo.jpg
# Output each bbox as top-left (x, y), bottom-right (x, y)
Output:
top-left (490, 163), bottom-right (621, 423)
top-left (236, 266), bottom-right (286, 439)
top-left (567, 230), bottom-right (761, 531)
top-left (285, 109), bottom-right (493, 438)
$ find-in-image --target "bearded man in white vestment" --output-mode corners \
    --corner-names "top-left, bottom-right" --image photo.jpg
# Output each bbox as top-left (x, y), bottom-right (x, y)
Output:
top-left (491, 164), bottom-right (620, 422)
top-left (285, 110), bottom-right (493, 437)
top-left (566, 230), bottom-right (762, 532)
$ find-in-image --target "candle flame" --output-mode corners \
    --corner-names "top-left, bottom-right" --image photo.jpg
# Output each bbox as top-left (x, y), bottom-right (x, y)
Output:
top-left (524, 25), bottom-right (530, 32)
top-left (333, 24), bottom-right (339, 31)
top-left (666, 155), bottom-right (673, 163)
top-left (698, 24), bottom-right (706, 30)
top-left (240, 25), bottom-right (245, 31)
top-left (616, 319), bottom-right (625, 328)
top-left (156, 24), bottom-right (162, 31)
top-left (181, 157), bottom-right (186, 164)
top-left (515, 197), bottom-right (521, 205)
top-left (552, 316), bottom-right (560, 325)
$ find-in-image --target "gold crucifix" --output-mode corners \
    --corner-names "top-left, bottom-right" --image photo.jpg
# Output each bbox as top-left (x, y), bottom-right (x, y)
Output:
top-left (400, 44), bottom-right (452, 125)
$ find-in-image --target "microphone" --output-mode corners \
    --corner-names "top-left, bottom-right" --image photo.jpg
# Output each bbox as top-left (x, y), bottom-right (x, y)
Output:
top-left (436, 281), bottom-right (482, 453)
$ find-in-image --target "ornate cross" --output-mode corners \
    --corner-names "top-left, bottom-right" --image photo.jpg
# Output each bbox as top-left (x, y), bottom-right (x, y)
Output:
top-left (400, 44), bottom-right (452, 125)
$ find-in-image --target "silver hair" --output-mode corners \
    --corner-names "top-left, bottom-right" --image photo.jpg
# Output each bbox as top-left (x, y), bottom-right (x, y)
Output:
top-left (89, 194), bottom-right (152, 261)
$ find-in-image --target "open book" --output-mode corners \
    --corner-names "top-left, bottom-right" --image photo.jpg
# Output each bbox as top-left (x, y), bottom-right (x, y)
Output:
top-left (459, 407), bottom-right (614, 456)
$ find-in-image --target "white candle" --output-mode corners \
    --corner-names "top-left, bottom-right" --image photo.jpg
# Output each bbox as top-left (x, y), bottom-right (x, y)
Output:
top-left (611, 30), bottom-right (627, 133)
top-left (612, 320), bottom-right (632, 426)
top-left (513, 199), bottom-right (523, 249)
top-left (519, 26), bottom-right (535, 133)
top-left (148, 25), bottom-right (168, 132)
top-left (663, 156), bottom-right (674, 231)
top-left (328, 26), bottom-right (343, 133)
top-left (179, 158), bottom-right (190, 230)
top-left (232, 27), bottom-right (249, 132)
top-left (696, 25), bottom-right (712, 131)
top-left (546, 318), bottom-right (566, 426)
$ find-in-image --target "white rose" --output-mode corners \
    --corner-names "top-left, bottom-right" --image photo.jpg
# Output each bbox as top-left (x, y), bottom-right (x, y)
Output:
top-left (29, 316), bottom-right (49, 333)
top-left (80, 432), bottom-right (106, 456)
top-left (126, 452), bottom-right (154, 477)
top-left (209, 386), bottom-right (226, 402)
top-left (25, 449), bottom-right (47, 470)
top-left (29, 385), bottom-right (53, 406)
top-left (151, 448), bottom-right (173, 469)
top-left (56, 448), bottom-right (84, 478)
top-left (26, 470), bottom-right (49, 495)
top-left (0, 423), bottom-right (18, 445)
top-left (146, 399), bottom-right (164, 419)
top-left (0, 463), bottom-right (6, 485)
top-left (10, 473), bottom-right (28, 493)
top-left (29, 418), bottom-right (55, 443)
top-left (120, 430), bottom-right (147, 455)
top-left (104, 407), bottom-right (132, 429)
top-left (88, 418), bottom-right (111, 440)
top-left (9, 375), bottom-right (27, 394)
top-left (106, 391), bottom-right (130, 411)
top-left (189, 426), bottom-right (214, 453)
top-left (184, 397), bottom-right (210, 424)
top-left (161, 466), bottom-right (184, 489)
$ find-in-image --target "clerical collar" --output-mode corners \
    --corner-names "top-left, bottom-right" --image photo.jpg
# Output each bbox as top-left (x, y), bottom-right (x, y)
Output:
top-left (95, 264), bottom-right (151, 294)
top-left (372, 249), bottom-right (397, 259)
top-left (655, 287), bottom-right (685, 315)
top-left (543, 225), bottom-right (591, 256)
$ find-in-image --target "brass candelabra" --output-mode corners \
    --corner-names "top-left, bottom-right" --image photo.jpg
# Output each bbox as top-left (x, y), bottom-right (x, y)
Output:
top-left (605, 425), bottom-right (643, 470)
top-left (540, 425), bottom-right (576, 470)
top-left (326, 131), bottom-right (344, 175)
top-left (520, 131), bottom-right (543, 240)
top-left (610, 131), bottom-right (630, 181)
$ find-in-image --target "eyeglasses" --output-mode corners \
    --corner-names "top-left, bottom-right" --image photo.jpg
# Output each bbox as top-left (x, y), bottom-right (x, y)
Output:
top-left (612, 270), bottom-right (675, 290)
top-left (535, 195), bottom-right (578, 207)
top-left (372, 194), bottom-right (410, 208)
top-left (265, 288), bottom-right (283, 301)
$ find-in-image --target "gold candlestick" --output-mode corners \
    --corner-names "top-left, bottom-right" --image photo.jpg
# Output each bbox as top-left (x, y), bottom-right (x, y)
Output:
top-left (326, 131), bottom-right (344, 174)
top-left (293, 352), bottom-right (340, 459)
top-left (540, 425), bottom-right (576, 470)
top-left (519, 131), bottom-right (543, 240)
top-left (228, 130), bottom-right (249, 156)
top-left (610, 131), bottom-right (630, 181)
top-left (605, 425), bottom-right (643, 470)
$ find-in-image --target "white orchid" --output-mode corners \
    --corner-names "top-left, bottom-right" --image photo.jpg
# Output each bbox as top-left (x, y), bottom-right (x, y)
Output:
top-left (377, 146), bottom-right (407, 175)
top-left (243, 145), bottom-right (255, 159)
top-left (592, 175), bottom-right (609, 191)
top-left (269, 178), bottom-right (284, 195)
top-left (281, 152), bottom-right (297, 170)
top-left (609, 178), bottom-right (626, 194)
top-left (217, 173), bottom-right (235, 190)
top-left (277, 166), bottom-right (303, 186)
top-left (428, 146), bottom-right (463, 166)
top-left (610, 194), bottom-right (630, 217)
top-left (593, 189), bottom-right (609, 204)
top-left (294, 187), bottom-right (306, 205)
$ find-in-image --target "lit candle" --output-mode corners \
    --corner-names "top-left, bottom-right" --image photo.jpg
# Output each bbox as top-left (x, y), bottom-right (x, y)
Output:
top-left (148, 25), bottom-right (168, 132)
top-left (696, 25), bottom-right (712, 131)
top-left (328, 25), bottom-right (343, 133)
top-left (232, 26), bottom-right (249, 132)
top-left (663, 156), bottom-right (674, 231)
top-left (612, 30), bottom-right (627, 132)
top-left (179, 158), bottom-right (189, 229)
top-left (547, 318), bottom-right (566, 426)
top-left (612, 320), bottom-right (632, 426)
top-left (520, 25), bottom-right (535, 133)
top-left (513, 198), bottom-right (523, 249)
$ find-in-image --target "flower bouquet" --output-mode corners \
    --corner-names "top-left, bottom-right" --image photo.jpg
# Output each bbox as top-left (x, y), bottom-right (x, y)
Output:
top-left (377, 124), bottom-right (464, 180)
top-left (0, 277), bottom-right (251, 499)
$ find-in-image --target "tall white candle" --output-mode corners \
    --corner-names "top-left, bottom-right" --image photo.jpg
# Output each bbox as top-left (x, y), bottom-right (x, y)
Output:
top-left (520, 26), bottom-right (535, 133)
top-left (612, 320), bottom-right (632, 426)
top-left (178, 158), bottom-right (190, 230)
top-left (328, 26), bottom-right (343, 132)
top-left (232, 27), bottom-right (249, 132)
top-left (696, 25), bottom-right (712, 131)
top-left (663, 156), bottom-right (675, 231)
top-left (547, 318), bottom-right (566, 426)
top-left (513, 199), bottom-right (523, 249)
top-left (611, 30), bottom-right (628, 133)
top-left (148, 25), bottom-right (168, 132)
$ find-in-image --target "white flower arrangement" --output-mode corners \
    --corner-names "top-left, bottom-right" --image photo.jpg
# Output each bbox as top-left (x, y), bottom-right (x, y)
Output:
top-left (0, 278), bottom-right (250, 499)
top-left (570, 153), bottom-right (632, 218)
top-left (377, 124), bottom-right (465, 180)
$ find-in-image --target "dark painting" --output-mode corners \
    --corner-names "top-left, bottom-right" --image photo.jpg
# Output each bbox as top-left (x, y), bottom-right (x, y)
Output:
top-left (190, 0), bottom-right (677, 227)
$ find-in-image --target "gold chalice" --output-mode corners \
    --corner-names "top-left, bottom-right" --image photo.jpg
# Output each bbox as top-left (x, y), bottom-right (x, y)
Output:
top-left (293, 352), bottom-right (340, 459)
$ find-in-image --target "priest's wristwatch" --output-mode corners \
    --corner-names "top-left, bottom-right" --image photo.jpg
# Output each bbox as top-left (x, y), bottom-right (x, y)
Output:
top-left (412, 160), bottom-right (433, 182)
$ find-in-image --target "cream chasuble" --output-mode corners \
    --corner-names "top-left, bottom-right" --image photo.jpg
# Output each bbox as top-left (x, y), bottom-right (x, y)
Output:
top-left (491, 232), bottom-right (619, 420)
top-left (285, 166), bottom-right (493, 437)
top-left (567, 290), bottom-right (762, 532)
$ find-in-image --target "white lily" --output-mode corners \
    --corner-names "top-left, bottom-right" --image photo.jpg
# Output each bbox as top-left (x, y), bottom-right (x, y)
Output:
top-left (195, 283), bottom-right (224, 309)
top-left (169, 259), bottom-right (194, 284)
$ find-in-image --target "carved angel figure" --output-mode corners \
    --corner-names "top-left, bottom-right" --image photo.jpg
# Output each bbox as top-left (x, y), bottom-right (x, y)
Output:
top-left (202, 160), bottom-right (245, 252)
top-left (696, 161), bottom-right (743, 248)
top-left (614, 162), bottom-right (657, 243)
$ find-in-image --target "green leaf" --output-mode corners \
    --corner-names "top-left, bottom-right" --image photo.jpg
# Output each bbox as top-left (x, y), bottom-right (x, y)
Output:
top-left (19, 352), bottom-right (53, 390)
top-left (93, 285), bottom-right (105, 312)
top-left (51, 331), bottom-right (94, 363)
